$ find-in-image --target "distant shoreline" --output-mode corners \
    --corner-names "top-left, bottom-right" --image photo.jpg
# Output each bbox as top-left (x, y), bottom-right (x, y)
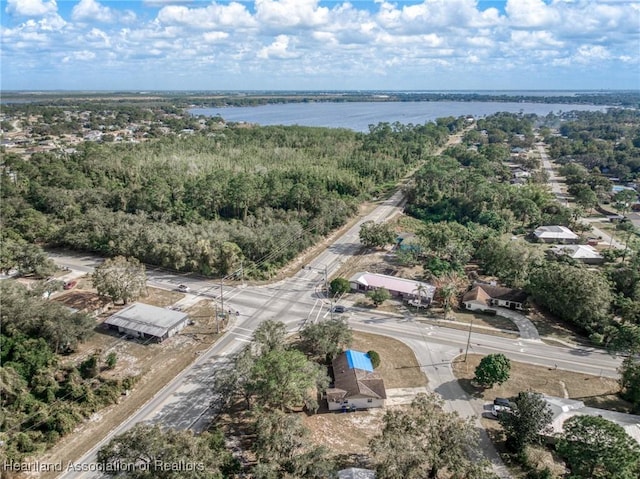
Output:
top-left (1, 90), bottom-right (639, 109)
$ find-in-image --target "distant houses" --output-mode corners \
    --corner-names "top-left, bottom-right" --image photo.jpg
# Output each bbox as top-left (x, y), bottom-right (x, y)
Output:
top-left (349, 272), bottom-right (435, 305)
top-left (533, 225), bottom-right (579, 244)
top-left (326, 350), bottom-right (386, 411)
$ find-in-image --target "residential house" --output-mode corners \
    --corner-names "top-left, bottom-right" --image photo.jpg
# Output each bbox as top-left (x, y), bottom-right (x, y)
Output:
top-left (326, 350), bottom-right (386, 411)
top-left (462, 283), bottom-right (528, 311)
top-left (533, 225), bottom-right (579, 244)
top-left (338, 468), bottom-right (376, 479)
top-left (104, 303), bottom-right (189, 342)
top-left (542, 395), bottom-right (640, 445)
top-left (349, 272), bottom-right (435, 304)
top-left (549, 244), bottom-right (604, 265)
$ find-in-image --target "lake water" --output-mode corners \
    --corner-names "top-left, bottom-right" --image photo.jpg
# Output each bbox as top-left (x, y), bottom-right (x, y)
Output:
top-left (190, 101), bottom-right (609, 132)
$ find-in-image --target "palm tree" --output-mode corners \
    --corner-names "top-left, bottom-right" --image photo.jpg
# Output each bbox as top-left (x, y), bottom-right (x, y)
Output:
top-left (412, 283), bottom-right (430, 307)
top-left (433, 272), bottom-right (468, 319)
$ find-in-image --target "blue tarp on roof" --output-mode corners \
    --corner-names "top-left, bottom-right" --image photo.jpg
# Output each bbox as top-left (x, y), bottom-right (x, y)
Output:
top-left (345, 350), bottom-right (374, 372)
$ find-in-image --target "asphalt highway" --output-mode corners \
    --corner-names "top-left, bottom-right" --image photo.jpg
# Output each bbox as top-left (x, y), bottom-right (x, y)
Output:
top-left (51, 157), bottom-right (623, 479)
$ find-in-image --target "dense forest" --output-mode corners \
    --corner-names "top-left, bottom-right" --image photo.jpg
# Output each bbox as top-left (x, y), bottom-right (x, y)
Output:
top-left (0, 280), bottom-right (136, 461)
top-left (1, 120), bottom-right (458, 278)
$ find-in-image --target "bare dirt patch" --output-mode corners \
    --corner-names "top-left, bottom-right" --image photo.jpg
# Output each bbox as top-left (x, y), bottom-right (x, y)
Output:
top-left (138, 287), bottom-right (184, 308)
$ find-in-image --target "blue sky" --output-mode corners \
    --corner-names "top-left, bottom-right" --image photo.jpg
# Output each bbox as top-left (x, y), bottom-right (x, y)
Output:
top-left (1, 0), bottom-right (639, 91)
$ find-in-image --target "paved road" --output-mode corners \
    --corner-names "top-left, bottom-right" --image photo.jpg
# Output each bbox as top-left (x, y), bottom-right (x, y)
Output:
top-left (54, 186), bottom-right (624, 478)
top-left (52, 141), bottom-right (624, 478)
top-left (538, 143), bottom-right (625, 249)
top-left (54, 190), bottom-right (409, 478)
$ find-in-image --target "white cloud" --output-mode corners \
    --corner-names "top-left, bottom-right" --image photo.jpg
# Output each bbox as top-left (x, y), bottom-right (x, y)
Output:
top-left (203, 31), bottom-right (229, 43)
top-left (5, 0), bottom-right (57, 17)
top-left (574, 44), bottom-right (611, 63)
top-left (157, 2), bottom-right (255, 29)
top-left (510, 30), bottom-right (564, 49)
top-left (1, 0), bottom-right (638, 90)
top-left (505, 0), bottom-right (560, 28)
top-left (257, 34), bottom-right (299, 59)
top-left (254, 0), bottom-right (329, 28)
top-left (376, 0), bottom-right (502, 33)
top-left (72, 0), bottom-right (118, 23)
top-left (62, 50), bottom-right (96, 63)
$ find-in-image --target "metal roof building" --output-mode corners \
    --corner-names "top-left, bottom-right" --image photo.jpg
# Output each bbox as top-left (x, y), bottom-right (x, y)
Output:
top-left (349, 271), bottom-right (435, 303)
top-left (104, 303), bottom-right (189, 342)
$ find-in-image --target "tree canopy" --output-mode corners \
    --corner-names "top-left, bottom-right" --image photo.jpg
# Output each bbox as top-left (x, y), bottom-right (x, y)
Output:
top-left (498, 391), bottom-right (553, 451)
top-left (97, 424), bottom-right (236, 479)
top-left (299, 318), bottom-right (352, 362)
top-left (369, 392), bottom-right (495, 479)
top-left (92, 256), bottom-right (147, 305)
top-left (556, 415), bottom-right (640, 479)
top-left (359, 221), bottom-right (396, 249)
top-left (474, 354), bottom-right (511, 388)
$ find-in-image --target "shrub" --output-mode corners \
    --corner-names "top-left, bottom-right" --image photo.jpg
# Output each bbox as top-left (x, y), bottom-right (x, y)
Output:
top-left (367, 350), bottom-right (381, 369)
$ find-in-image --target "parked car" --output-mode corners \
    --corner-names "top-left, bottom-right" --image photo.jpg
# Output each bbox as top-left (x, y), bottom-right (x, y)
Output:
top-left (493, 397), bottom-right (512, 407)
top-left (333, 305), bottom-right (346, 313)
top-left (177, 284), bottom-right (190, 293)
top-left (63, 280), bottom-right (77, 290)
top-left (491, 404), bottom-right (512, 417)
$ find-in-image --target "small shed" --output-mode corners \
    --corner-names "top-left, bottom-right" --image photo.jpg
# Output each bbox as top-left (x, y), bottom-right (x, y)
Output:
top-left (104, 303), bottom-right (188, 342)
top-left (326, 350), bottom-right (386, 411)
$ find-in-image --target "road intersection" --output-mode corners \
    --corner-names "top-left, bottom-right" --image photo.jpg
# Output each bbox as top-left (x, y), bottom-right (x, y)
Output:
top-left (52, 172), bottom-right (623, 479)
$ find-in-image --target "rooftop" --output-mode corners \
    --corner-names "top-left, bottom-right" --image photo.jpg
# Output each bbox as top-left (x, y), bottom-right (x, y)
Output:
top-left (345, 349), bottom-right (374, 373)
top-left (550, 244), bottom-right (603, 260)
top-left (349, 272), bottom-right (435, 298)
top-left (534, 225), bottom-right (579, 240)
top-left (543, 395), bottom-right (640, 445)
top-left (104, 303), bottom-right (188, 338)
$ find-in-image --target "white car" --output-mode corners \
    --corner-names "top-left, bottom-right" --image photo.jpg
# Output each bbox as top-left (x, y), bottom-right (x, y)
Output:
top-left (177, 284), bottom-right (190, 293)
top-left (491, 404), bottom-right (512, 417)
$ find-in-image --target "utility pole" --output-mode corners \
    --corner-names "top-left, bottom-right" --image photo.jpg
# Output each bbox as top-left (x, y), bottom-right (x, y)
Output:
top-left (220, 277), bottom-right (224, 315)
top-left (213, 302), bottom-right (220, 334)
top-left (464, 316), bottom-right (474, 362)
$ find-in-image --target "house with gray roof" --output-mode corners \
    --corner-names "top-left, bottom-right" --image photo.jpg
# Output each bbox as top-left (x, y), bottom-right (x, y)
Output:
top-left (338, 468), bottom-right (376, 479)
top-left (326, 350), bottom-right (386, 411)
top-left (549, 244), bottom-right (604, 265)
top-left (533, 225), bottom-right (579, 244)
top-left (104, 303), bottom-right (189, 342)
top-left (542, 395), bottom-right (640, 445)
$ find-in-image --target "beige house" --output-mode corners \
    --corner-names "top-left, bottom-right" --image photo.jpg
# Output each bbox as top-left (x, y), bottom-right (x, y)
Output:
top-left (326, 350), bottom-right (386, 411)
top-left (462, 283), bottom-right (528, 311)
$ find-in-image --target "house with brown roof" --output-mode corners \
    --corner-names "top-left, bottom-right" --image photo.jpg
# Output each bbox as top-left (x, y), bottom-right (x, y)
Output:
top-left (462, 283), bottom-right (528, 312)
top-left (326, 350), bottom-right (386, 411)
